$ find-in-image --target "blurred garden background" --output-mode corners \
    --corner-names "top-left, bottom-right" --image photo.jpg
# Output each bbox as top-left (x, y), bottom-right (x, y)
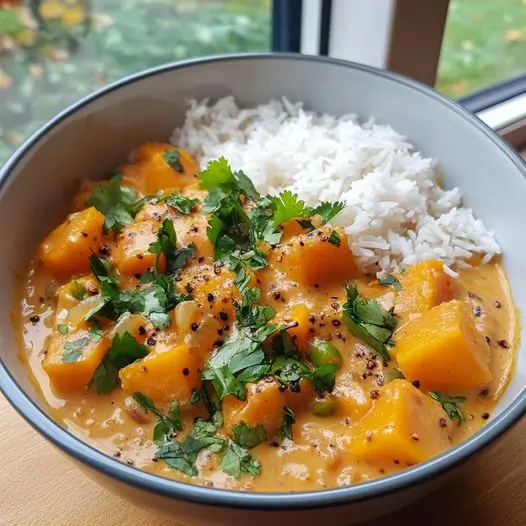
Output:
top-left (0, 0), bottom-right (525, 164)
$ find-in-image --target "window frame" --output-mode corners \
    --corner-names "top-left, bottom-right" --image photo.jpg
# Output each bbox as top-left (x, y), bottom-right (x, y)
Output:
top-left (314, 0), bottom-right (526, 149)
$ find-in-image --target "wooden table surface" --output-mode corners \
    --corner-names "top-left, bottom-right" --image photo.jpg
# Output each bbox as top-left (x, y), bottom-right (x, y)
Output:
top-left (1, 393), bottom-right (524, 526)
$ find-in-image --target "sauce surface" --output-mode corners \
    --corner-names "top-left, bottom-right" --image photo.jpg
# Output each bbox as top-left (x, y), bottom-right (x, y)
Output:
top-left (14, 142), bottom-right (518, 492)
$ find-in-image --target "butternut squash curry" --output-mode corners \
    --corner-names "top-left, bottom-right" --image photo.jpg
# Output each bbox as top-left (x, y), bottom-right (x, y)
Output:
top-left (16, 142), bottom-right (517, 491)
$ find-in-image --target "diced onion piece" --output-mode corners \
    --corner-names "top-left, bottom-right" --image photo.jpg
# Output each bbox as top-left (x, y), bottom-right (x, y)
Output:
top-left (66, 295), bottom-right (105, 327)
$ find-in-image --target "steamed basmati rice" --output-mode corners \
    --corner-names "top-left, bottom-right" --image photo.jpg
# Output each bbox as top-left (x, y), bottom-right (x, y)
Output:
top-left (171, 96), bottom-right (500, 277)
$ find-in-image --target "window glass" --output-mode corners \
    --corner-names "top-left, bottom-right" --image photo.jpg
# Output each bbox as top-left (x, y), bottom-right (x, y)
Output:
top-left (437, 0), bottom-right (526, 98)
top-left (0, 0), bottom-right (271, 164)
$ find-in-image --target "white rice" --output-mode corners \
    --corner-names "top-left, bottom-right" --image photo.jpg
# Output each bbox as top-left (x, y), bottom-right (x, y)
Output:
top-left (171, 96), bottom-right (500, 277)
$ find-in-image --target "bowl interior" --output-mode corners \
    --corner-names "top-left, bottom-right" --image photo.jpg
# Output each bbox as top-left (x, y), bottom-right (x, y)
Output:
top-left (1, 54), bottom-right (525, 496)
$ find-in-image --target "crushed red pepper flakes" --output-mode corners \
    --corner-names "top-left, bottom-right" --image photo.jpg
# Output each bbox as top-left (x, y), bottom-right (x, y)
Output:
top-left (497, 339), bottom-right (510, 349)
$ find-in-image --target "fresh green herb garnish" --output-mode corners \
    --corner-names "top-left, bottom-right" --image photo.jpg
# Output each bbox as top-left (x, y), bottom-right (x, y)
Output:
top-left (70, 280), bottom-right (87, 301)
top-left (429, 392), bottom-right (466, 424)
top-left (163, 149), bottom-right (184, 173)
top-left (89, 253), bottom-right (191, 330)
top-left (310, 201), bottom-right (346, 224)
top-left (279, 407), bottom-right (296, 440)
top-left (268, 190), bottom-right (311, 228)
top-left (385, 368), bottom-right (405, 382)
top-left (378, 274), bottom-right (402, 291)
top-left (231, 422), bottom-right (267, 449)
top-left (328, 230), bottom-right (341, 247)
top-left (160, 192), bottom-right (199, 215)
top-left (57, 323), bottom-right (69, 335)
top-left (62, 337), bottom-right (90, 363)
top-left (220, 442), bottom-right (261, 479)
top-left (88, 322), bottom-right (103, 342)
top-left (147, 218), bottom-right (196, 275)
top-left (86, 173), bottom-right (144, 235)
top-left (132, 392), bottom-right (183, 445)
top-left (342, 283), bottom-right (397, 362)
top-left (87, 331), bottom-right (148, 394)
top-left (310, 363), bottom-right (338, 393)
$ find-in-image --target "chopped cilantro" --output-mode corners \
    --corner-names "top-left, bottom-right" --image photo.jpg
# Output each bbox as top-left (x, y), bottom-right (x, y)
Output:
top-left (70, 280), bottom-right (87, 301)
top-left (342, 283), bottom-right (397, 362)
top-left (57, 323), bottom-right (69, 335)
top-left (269, 190), bottom-right (311, 228)
top-left (328, 230), bottom-right (341, 247)
top-left (279, 407), bottom-right (296, 440)
top-left (163, 149), bottom-right (183, 173)
top-left (87, 331), bottom-right (148, 394)
top-left (378, 274), bottom-right (402, 291)
top-left (62, 337), bottom-right (90, 363)
top-left (86, 173), bottom-right (144, 235)
top-left (231, 422), bottom-right (267, 449)
top-left (429, 392), bottom-right (466, 424)
top-left (220, 442), bottom-right (261, 479)
top-left (161, 192), bottom-right (199, 215)
top-left (310, 363), bottom-right (338, 394)
top-left (310, 201), bottom-right (346, 224)
top-left (148, 218), bottom-right (195, 275)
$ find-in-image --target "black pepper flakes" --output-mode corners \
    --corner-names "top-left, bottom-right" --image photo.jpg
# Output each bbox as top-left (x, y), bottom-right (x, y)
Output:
top-left (485, 336), bottom-right (491, 344)
top-left (191, 322), bottom-right (199, 331)
top-left (185, 283), bottom-right (194, 293)
top-left (482, 412), bottom-right (490, 420)
top-left (182, 368), bottom-right (190, 376)
top-left (473, 305), bottom-right (483, 317)
top-left (439, 417), bottom-right (447, 428)
top-left (134, 273), bottom-right (141, 280)
top-left (219, 311), bottom-right (229, 321)
top-left (370, 390), bottom-right (380, 399)
top-left (411, 433), bottom-right (420, 441)
top-left (493, 300), bottom-right (502, 309)
top-left (138, 326), bottom-right (146, 336)
top-left (479, 387), bottom-right (489, 397)
top-left (29, 315), bottom-right (40, 324)
top-left (146, 336), bottom-right (157, 346)
top-left (331, 302), bottom-right (339, 310)
top-left (332, 319), bottom-right (341, 327)
top-left (136, 253), bottom-right (144, 260)
top-left (412, 380), bottom-right (421, 389)
top-left (207, 293), bottom-right (215, 303)
top-left (273, 292), bottom-right (281, 300)
top-left (365, 431), bottom-right (374, 442)
top-left (497, 339), bottom-right (510, 349)
top-left (290, 381), bottom-right (301, 393)
top-left (81, 231), bottom-right (88, 238)
top-left (198, 256), bottom-right (204, 263)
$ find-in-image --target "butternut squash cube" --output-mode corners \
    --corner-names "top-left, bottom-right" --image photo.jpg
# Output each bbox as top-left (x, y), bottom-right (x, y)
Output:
top-left (288, 303), bottom-right (312, 353)
top-left (396, 300), bottom-right (492, 391)
top-left (43, 329), bottom-right (110, 392)
top-left (112, 220), bottom-right (162, 276)
top-left (39, 207), bottom-right (105, 276)
top-left (348, 380), bottom-right (452, 465)
top-left (273, 227), bottom-right (358, 286)
top-left (223, 380), bottom-right (287, 435)
top-left (119, 343), bottom-right (201, 404)
top-left (333, 372), bottom-right (372, 420)
top-left (395, 260), bottom-right (457, 319)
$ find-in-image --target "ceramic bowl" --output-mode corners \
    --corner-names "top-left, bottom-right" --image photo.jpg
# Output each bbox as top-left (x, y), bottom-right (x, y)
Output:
top-left (1, 54), bottom-right (525, 526)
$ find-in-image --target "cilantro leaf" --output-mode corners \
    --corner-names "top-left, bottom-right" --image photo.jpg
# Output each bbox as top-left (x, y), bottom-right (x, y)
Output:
top-left (201, 366), bottom-right (247, 401)
top-left (198, 157), bottom-right (236, 190)
top-left (279, 407), bottom-right (296, 440)
top-left (429, 392), bottom-right (466, 424)
top-left (231, 422), bottom-right (267, 449)
top-left (328, 230), bottom-right (341, 247)
top-left (87, 331), bottom-right (148, 394)
top-left (62, 337), bottom-right (90, 363)
top-left (310, 363), bottom-right (338, 394)
top-left (220, 442), bottom-right (261, 479)
top-left (161, 192), bottom-right (199, 215)
top-left (163, 149), bottom-right (184, 173)
top-left (155, 441), bottom-right (197, 477)
top-left (148, 218), bottom-right (195, 275)
top-left (310, 201), bottom-right (346, 224)
top-left (342, 283), bottom-right (397, 362)
top-left (234, 170), bottom-right (260, 201)
top-left (269, 190), bottom-right (311, 228)
top-left (86, 173), bottom-right (142, 235)
top-left (57, 323), bottom-right (69, 335)
top-left (378, 274), bottom-right (402, 291)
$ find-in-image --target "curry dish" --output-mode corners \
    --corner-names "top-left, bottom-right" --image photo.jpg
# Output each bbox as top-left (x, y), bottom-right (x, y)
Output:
top-left (15, 142), bottom-right (517, 492)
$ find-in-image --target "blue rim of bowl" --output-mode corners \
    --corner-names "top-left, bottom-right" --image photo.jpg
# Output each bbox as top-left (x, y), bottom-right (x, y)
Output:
top-left (0, 52), bottom-right (525, 511)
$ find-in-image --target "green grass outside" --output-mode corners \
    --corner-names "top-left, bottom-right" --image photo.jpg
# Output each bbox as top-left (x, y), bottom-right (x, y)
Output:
top-left (0, 0), bottom-right (525, 164)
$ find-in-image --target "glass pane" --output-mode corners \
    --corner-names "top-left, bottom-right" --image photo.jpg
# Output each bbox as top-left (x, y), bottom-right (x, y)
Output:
top-left (436, 0), bottom-right (526, 98)
top-left (0, 0), bottom-right (271, 164)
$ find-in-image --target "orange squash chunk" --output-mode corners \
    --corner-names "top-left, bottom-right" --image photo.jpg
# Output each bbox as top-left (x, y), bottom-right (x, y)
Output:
top-left (119, 343), bottom-right (201, 405)
top-left (223, 380), bottom-right (287, 435)
top-left (333, 372), bottom-right (372, 420)
top-left (395, 260), bottom-right (457, 319)
top-left (112, 220), bottom-right (163, 276)
top-left (348, 380), bottom-right (452, 465)
top-left (396, 300), bottom-right (492, 391)
top-left (288, 304), bottom-right (312, 353)
top-left (43, 330), bottom-right (110, 392)
top-left (122, 143), bottom-right (199, 195)
top-left (273, 227), bottom-right (358, 286)
top-left (39, 207), bottom-right (105, 276)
